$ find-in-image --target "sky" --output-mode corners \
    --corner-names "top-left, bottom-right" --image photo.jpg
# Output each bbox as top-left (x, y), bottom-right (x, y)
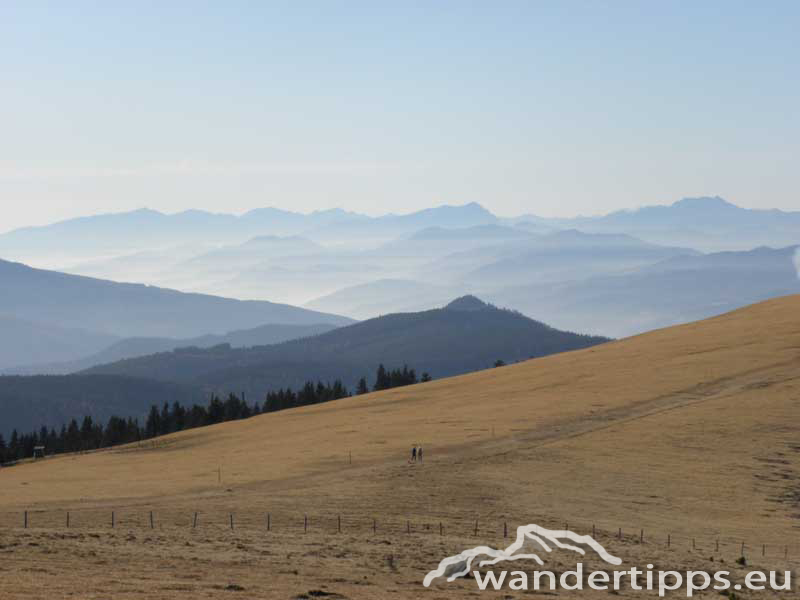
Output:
top-left (1, 1), bottom-right (798, 232)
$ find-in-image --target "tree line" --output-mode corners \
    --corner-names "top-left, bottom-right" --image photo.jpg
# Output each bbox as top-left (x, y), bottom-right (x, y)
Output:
top-left (0, 364), bottom-right (429, 464)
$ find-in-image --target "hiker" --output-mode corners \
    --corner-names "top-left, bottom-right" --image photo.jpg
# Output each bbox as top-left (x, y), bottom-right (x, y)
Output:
top-left (411, 446), bottom-right (417, 462)
top-left (418, 446), bottom-right (423, 463)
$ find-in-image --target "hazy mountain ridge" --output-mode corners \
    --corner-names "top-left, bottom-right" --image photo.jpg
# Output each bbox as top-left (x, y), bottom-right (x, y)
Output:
top-left (0, 316), bottom-right (119, 372)
top-left (5, 322), bottom-right (340, 375)
top-left (488, 245), bottom-right (800, 336)
top-left (0, 258), bottom-right (352, 338)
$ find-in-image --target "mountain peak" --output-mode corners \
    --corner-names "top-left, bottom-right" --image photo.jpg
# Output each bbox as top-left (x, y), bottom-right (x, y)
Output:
top-left (671, 196), bottom-right (738, 210)
top-left (445, 295), bottom-right (490, 311)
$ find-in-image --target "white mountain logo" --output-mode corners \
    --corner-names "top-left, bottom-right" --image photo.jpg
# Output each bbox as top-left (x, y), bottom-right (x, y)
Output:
top-left (423, 523), bottom-right (622, 587)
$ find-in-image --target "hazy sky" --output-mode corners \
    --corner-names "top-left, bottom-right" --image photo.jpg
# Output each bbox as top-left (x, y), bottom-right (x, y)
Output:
top-left (1, 1), bottom-right (798, 232)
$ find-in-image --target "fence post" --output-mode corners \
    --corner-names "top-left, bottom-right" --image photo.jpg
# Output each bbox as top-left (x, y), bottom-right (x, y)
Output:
top-left (667, 534), bottom-right (671, 548)
top-left (592, 524), bottom-right (595, 538)
top-left (618, 527), bottom-right (621, 540)
top-left (406, 520), bottom-right (410, 534)
top-left (230, 514), bottom-right (234, 530)
top-left (716, 539), bottom-right (719, 552)
top-left (762, 544), bottom-right (765, 557)
top-left (692, 538), bottom-right (696, 550)
top-left (474, 519), bottom-right (478, 536)
top-left (640, 529), bottom-right (644, 543)
top-left (150, 511), bottom-right (154, 529)
top-left (373, 518), bottom-right (376, 534)
top-left (440, 522), bottom-right (443, 536)
top-left (24, 510), bottom-right (28, 529)
top-left (785, 547), bottom-right (788, 559)
top-left (112, 511), bottom-right (115, 528)
top-left (193, 512), bottom-right (198, 528)
top-left (66, 512), bottom-right (70, 528)
top-left (338, 515), bottom-right (341, 533)
top-left (304, 514), bottom-right (308, 533)
top-left (741, 541), bottom-right (745, 556)
top-left (267, 513), bottom-right (271, 532)
top-left (504, 522), bottom-right (508, 539)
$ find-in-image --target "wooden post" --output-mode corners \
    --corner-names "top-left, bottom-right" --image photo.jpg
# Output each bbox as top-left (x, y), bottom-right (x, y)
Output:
top-left (406, 520), bottom-right (410, 534)
top-left (112, 511), bottom-right (115, 528)
top-left (785, 546), bottom-right (788, 559)
top-left (304, 514), bottom-right (308, 533)
top-left (440, 522), bottom-right (443, 536)
top-left (618, 527), bottom-right (621, 540)
top-left (474, 519), bottom-right (478, 536)
top-left (741, 541), bottom-right (745, 556)
top-left (592, 524), bottom-right (595, 538)
top-left (667, 534), bottom-right (671, 548)
top-left (692, 538), bottom-right (696, 550)
top-left (193, 512), bottom-right (198, 528)
top-left (230, 514), bottom-right (234, 530)
top-left (338, 515), bottom-right (341, 533)
top-left (267, 513), bottom-right (271, 532)
top-left (716, 539), bottom-right (719, 552)
top-left (564, 522), bottom-right (568, 531)
top-left (373, 518), bottom-right (376, 534)
top-left (218, 466), bottom-right (221, 483)
top-left (504, 522), bottom-right (508, 538)
top-left (66, 512), bottom-right (70, 528)
top-left (149, 511), bottom-right (154, 529)
top-left (349, 451), bottom-right (352, 465)
top-left (24, 510), bottom-right (28, 529)
top-left (762, 544), bottom-right (765, 557)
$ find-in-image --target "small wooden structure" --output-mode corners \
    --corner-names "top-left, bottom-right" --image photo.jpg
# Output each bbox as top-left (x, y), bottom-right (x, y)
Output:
top-left (33, 446), bottom-right (45, 459)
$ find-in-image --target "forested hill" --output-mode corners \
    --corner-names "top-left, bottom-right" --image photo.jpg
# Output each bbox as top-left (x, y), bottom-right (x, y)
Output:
top-left (84, 296), bottom-right (610, 396)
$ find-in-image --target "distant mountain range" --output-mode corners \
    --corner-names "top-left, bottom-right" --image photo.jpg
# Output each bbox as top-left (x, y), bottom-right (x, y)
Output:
top-left (3, 198), bottom-right (799, 269)
top-left (82, 296), bottom-right (610, 398)
top-left (2, 196), bottom-right (799, 368)
top-left (527, 197), bottom-right (800, 251)
top-left (0, 202), bottom-right (494, 264)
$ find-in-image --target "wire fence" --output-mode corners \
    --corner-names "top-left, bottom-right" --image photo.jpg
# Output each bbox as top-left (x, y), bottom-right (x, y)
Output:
top-left (1, 508), bottom-right (798, 564)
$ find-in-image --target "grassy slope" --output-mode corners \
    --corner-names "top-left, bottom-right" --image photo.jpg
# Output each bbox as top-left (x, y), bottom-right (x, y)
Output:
top-left (3, 295), bottom-right (799, 547)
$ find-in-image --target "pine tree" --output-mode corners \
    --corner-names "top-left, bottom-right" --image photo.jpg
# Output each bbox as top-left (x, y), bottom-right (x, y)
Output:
top-left (374, 364), bottom-right (389, 391)
top-left (160, 402), bottom-right (172, 435)
top-left (145, 405), bottom-right (160, 438)
top-left (356, 377), bottom-right (369, 395)
top-left (65, 420), bottom-right (80, 452)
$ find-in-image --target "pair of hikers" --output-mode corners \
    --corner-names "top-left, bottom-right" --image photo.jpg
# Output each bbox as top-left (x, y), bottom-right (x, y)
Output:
top-left (410, 445), bottom-right (423, 463)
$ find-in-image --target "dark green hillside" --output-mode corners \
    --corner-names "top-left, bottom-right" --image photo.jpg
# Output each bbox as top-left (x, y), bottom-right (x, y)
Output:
top-left (85, 296), bottom-right (609, 396)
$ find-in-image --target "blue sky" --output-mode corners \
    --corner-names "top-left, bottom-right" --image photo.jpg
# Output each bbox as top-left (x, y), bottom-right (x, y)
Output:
top-left (1, 1), bottom-right (797, 231)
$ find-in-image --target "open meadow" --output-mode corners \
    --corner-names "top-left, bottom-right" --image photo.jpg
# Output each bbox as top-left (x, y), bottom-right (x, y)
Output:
top-left (3, 295), bottom-right (800, 598)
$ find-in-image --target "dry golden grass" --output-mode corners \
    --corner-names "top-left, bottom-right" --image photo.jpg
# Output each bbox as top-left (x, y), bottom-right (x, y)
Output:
top-left (3, 295), bottom-right (800, 598)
